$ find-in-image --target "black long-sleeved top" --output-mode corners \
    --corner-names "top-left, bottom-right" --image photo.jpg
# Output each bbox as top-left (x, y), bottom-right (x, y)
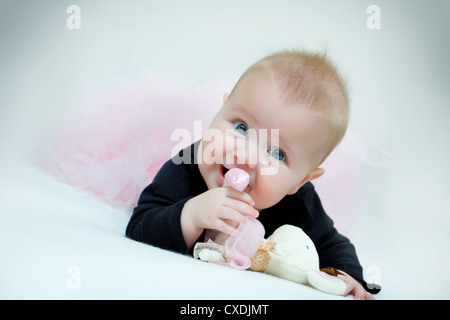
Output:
top-left (126, 142), bottom-right (380, 293)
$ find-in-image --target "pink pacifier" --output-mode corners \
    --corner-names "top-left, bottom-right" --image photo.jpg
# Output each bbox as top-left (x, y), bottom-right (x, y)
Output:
top-left (220, 168), bottom-right (265, 270)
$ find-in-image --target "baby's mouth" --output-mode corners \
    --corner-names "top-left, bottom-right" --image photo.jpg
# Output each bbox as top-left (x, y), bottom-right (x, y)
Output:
top-left (222, 165), bottom-right (229, 176)
top-left (218, 165), bottom-right (228, 185)
top-left (219, 165), bottom-right (253, 191)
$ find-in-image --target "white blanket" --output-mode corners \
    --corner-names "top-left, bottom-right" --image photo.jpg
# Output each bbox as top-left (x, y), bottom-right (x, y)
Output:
top-left (0, 162), bottom-right (342, 299)
top-left (2, 159), bottom-right (450, 300)
top-left (2, 0), bottom-right (449, 300)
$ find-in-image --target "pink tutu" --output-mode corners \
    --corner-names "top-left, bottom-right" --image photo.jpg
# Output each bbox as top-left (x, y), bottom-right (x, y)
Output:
top-left (36, 72), bottom-right (231, 210)
top-left (34, 71), bottom-right (382, 235)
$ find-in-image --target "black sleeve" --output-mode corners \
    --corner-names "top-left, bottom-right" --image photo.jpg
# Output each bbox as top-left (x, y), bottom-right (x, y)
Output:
top-left (125, 159), bottom-right (193, 254)
top-left (300, 183), bottom-right (380, 294)
top-left (301, 183), bottom-right (363, 278)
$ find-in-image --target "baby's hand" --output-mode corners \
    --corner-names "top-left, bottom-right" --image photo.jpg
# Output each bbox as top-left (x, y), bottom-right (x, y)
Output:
top-left (180, 187), bottom-right (259, 248)
top-left (337, 271), bottom-right (376, 300)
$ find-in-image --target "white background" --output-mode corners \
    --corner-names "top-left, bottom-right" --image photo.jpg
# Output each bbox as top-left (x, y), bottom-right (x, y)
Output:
top-left (1, 0), bottom-right (449, 299)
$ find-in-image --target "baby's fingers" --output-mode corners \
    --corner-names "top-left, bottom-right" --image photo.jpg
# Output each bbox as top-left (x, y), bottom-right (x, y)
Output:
top-left (224, 194), bottom-right (259, 219)
top-left (219, 207), bottom-right (247, 226)
top-left (214, 219), bottom-right (238, 236)
top-left (214, 205), bottom-right (254, 235)
top-left (225, 187), bottom-right (256, 208)
top-left (228, 200), bottom-right (259, 219)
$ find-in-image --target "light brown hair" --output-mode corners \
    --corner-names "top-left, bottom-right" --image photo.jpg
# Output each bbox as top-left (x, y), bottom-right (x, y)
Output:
top-left (230, 49), bottom-right (350, 166)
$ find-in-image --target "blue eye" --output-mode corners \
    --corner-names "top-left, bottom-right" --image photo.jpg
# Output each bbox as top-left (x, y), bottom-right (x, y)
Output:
top-left (234, 121), bottom-right (248, 135)
top-left (267, 148), bottom-right (286, 161)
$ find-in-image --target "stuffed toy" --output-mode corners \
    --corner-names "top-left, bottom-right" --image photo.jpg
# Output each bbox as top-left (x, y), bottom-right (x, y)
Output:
top-left (194, 168), bottom-right (347, 296)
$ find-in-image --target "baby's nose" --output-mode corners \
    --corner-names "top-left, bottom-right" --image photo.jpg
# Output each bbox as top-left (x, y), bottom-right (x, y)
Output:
top-left (234, 146), bottom-right (257, 170)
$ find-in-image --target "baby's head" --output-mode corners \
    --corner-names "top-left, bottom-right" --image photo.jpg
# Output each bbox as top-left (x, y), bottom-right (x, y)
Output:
top-left (198, 49), bottom-right (349, 210)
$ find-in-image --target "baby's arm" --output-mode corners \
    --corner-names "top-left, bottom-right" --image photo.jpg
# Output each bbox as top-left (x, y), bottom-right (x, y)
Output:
top-left (300, 183), bottom-right (380, 296)
top-left (126, 159), bottom-right (196, 253)
top-left (180, 186), bottom-right (259, 249)
top-left (127, 152), bottom-right (259, 252)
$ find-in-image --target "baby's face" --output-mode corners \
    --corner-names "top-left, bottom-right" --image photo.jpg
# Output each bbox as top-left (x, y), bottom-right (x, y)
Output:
top-left (197, 69), bottom-right (330, 210)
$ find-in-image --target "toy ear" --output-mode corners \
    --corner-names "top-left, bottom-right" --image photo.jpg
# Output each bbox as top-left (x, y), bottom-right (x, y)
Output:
top-left (307, 270), bottom-right (347, 296)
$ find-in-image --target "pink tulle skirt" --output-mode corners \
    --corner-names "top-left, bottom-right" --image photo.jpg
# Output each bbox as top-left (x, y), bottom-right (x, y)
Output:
top-left (35, 71), bottom-right (378, 235)
top-left (37, 72), bottom-right (229, 210)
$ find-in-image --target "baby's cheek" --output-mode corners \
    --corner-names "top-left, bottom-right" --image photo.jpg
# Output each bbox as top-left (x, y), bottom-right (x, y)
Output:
top-left (252, 178), bottom-right (285, 210)
top-left (201, 138), bottom-right (224, 165)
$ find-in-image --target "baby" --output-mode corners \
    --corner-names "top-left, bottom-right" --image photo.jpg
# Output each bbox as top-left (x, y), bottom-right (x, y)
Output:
top-left (126, 49), bottom-right (378, 299)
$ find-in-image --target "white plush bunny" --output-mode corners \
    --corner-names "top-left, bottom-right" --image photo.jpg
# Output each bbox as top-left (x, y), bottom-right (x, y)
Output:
top-left (263, 224), bottom-right (346, 295)
top-left (194, 168), bottom-right (347, 296)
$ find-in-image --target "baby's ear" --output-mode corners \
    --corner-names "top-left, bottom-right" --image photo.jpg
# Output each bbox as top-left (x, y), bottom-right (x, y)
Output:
top-left (288, 168), bottom-right (325, 195)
